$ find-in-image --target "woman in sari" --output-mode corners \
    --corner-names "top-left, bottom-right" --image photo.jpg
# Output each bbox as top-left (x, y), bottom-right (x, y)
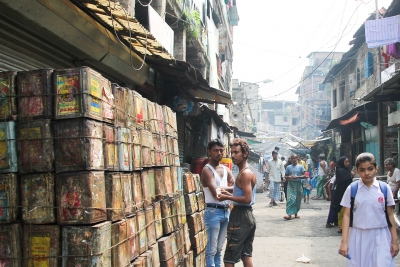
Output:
top-left (283, 155), bottom-right (305, 220)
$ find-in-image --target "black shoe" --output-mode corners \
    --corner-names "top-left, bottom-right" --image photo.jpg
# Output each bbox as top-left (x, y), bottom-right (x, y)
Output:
top-left (273, 202), bottom-right (278, 206)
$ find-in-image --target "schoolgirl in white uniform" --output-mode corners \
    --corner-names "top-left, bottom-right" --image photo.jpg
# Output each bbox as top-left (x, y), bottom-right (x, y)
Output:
top-left (338, 152), bottom-right (399, 267)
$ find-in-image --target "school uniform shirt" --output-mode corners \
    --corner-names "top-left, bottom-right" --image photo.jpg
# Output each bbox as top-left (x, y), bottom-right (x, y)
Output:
top-left (340, 178), bottom-right (395, 229)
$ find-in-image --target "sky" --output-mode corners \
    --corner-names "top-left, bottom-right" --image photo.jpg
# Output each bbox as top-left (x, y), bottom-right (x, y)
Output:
top-left (232, 0), bottom-right (393, 101)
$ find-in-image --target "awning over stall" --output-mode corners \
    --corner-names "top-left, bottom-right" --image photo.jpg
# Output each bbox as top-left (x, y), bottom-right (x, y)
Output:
top-left (362, 71), bottom-right (400, 102)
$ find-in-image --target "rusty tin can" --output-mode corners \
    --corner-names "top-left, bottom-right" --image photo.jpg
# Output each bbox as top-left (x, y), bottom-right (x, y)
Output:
top-left (103, 124), bottom-right (118, 171)
top-left (141, 250), bottom-right (153, 267)
top-left (179, 194), bottom-right (187, 224)
top-left (17, 69), bottom-right (53, 121)
top-left (21, 173), bottom-right (55, 224)
top-left (142, 98), bottom-right (149, 131)
top-left (136, 210), bottom-right (148, 254)
top-left (147, 169), bottom-right (156, 202)
top-left (176, 227), bottom-right (185, 263)
top-left (0, 173), bottom-right (18, 224)
top-left (132, 91), bottom-right (144, 129)
top-left (145, 206), bottom-right (156, 246)
top-left (170, 232), bottom-right (179, 266)
top-left (53, 119), bottom-right (103, 172)
top-left (56, 171), bottom-right (106, 225)
top-left (132, 257), bottom-right (145, 267)
top-left (149, 242), bottom-right (160, 267)
top-left (196, 192), bottom-right (205, 212)
top-left (183, 223), bottom-right (191, 254)
top-left (131, 172), bottom-right (143, 211)
top-left (132, 144), bottom-right (142, 170)
top-left (170, 166), bottom-right (178, 195)
top-left (183, 173), bottom-right (195, 194)
top-left (141, 170), bottom-right (151, 208)
top-left (154, 168), bottom-right (166, 198)
top-left (141, 147), bottom-right (152, 168)
top-left (187, 212), bottom-right (202, 238)
top-left (155, 104), bottom-right (165, 135)
top-left (184, 193), bottom-right (198, 215)
top-left (147, 101), bottom-right (157, 133)
top-left (54, 67), bottom-right (103, 121)
top-left (101, 77), bottom-right (114, 124)
top-left (127, 216), bottom-right (139, 261)
top-left (111, 219), bottom-right (130, 267)
top-left (0, 71), bottom-right (17, 121)
top-left (170, 197), bottom-right (179, 230)
top-left (117, 126), bottom-right (132, 171)
top-left (160, 199), bottom-right (173, 235)
top-left (17, 119), bottom-right (54, 173)
top-left (0, 223), bottom-right (22, 267)
top-left (157, 235), bottom-right (173, 267)
top-left (153, 201), bottom-right (163, 240)
top-left (23, 225), bottom-right (59, 267)
top-left (61, 221), bottom-right (111, 267)
top-left (105, 172), bottom-right (124, 222)
top-left (124, 89), bottom-right (135, 129)
top-left (0, 121), bottom-right (18, 173)
top-left (121, 173), bottom-right (134, 216)
top-left (177, 167), bottom-right (183, 193)
top-left (192, 174), bottom-right (202, 193)
top-left (163, 167), bottom-right (173, 197)
top-left (111, 85), bottom-right (126, 127)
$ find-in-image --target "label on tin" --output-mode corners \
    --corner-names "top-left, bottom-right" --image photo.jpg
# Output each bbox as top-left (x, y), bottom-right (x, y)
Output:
top-left (60, 178), bottom-right (83, 222)
top-left (56, 73), bottom-right (80, 115)
top-left (0, 130), bottom-right (8, 168)
top-left (29, 234), bottom-right (51, 267)
top-left (0, 183), bottom-right (9, 221)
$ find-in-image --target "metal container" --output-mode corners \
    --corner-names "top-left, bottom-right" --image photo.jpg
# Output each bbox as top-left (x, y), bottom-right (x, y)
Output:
top-left (137, 210), bottom-right (148, 254)
top-left (127, 216), bottom-right (139, 261)
top-left (0, 223), bottom-right (22, 267)
top-left (53, 119), bottom-right (103, 172)
top-left (153, 201), bottom-right (163, 240)
top-left (154, 168), bottom-right (166, 198)
top-left (132, 257), bottom-right (145, 267)
top-left (148, 169), bottom-right (156, 202)
top-left (101, 77), bottom-right (114, 124)
top-left (0, 71), bottom-right (17, 121)
top-left (105, 172), bottom-right (124, 222)
top-left (140, 130), bottom-right (152, 149)
top-left (170, 232), bottom-right (179, 266)
top-left (184, 193), bottom-right (198, 215)
top-left (0, 121), bottom-right (17, 173)
top-left (157, 235), bottom-right (174, 267)
top-left (145, 206), bottom-right (156, 246)
top-left (164, 167), bottom-right (173, 197)
top-left (56, 171), bottom-right (106, 225)
top-left (141, 250), bottom-right (153, 267)
top-left (147, 101), bottom-right (157, 133)
top-left (54, 67), bottom-right (103, 121)
top-left (193, 174), bottom-right (202, 193)
top-left (155, 104), bottom-right (165, 135)
top-left (177, 167), bottom-right (183, 193)
top-left (142, 147), bottom-right (152, 168)
top-left (183, 173), bottom-right (195, 194)
top-left (121, 173), bottom-right (134, 216)
top-left (23, 225), bottom-right (59, 267)
top-left (142, 98), bottom-right (149, 131)
top-left (112, 85), bottom-right (126, 127)
top-left (103, 124), bottom-right (118, 171)
top-left (150, 150), bottom-right (156, 166)
top-left (117, 126), bottom-right (132, 171)
top-left (124, 89), bottom-right (135, 129)
top-left (176, 226), bottom-right (185, 263)
top-left (170, 197), bottom-right (179, 230)
top-left (160, 199), bottom-right (173, 235)
top-left (111, 220), bottom-right (130, 267)
top-left (179, 194), bottom-right (187, 224)
top-left (170, 166), bottom-right (178, 195)
top-left (141, 170), bottom-right (151, 208)
top-left (183, 223), bottom-right (191, 254)
top-left (131, 172), bottom-right (143, 211)
top-left (194, 250), bottom-right (205, 267)
top-left (21, 173), bottom-right (55, 224)
top-left (149, 243), bottom-right (160, 267)
top-left (196, 192), bottom-right (205, 211)
top-left (155, 151), bottom-right (163, 167)
top-left (17, 119), bottom-right (54, 173)
top-left (187, 213), bottom-right (202, 238)
top-left (17, 69), bottom-right (53, 121)
top-left (61, 221), bottom-right (111, 267)
top-left (191, 230), bottom-right (206, 256)
top-left (133, 144), bottom-right (142, 170)
top-left (0, 173), bottom-right (18, 224)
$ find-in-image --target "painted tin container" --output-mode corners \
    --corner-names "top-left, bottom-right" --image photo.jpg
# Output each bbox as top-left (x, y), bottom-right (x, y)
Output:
top-left (147, 101), bottom-right (157, 133)
top-left (0, 71), bottom-right (17, 121)
top-left (105, 172), bottom-right (123, 222)
top-left (184, 193), bottom-right (198, 215)
top-left (142, 147), bottom-right (152, 168)
top-left (133, 144), bottom-right (142, 170)
top-left (176, 227), bottom-right (185, 262)
top-left (183, 223), bottom-right (191, 254)
top-left (53, 119), bottom-right (103, 172)
top-left (155, 104), bottom-right (165, 135)
top-left (141, 98), bottom-right (148, 131)
top-left (153, 201), bottom-right (163, 240)
top-left (170, 166), bottom-right (178, 195)
top-left (154, 168), bottom-right (166, 198)
top-left (131, 172), bottom-right (143, 211)
top-left (170, 232), bottom-right (179, 266)
top-left (177, 167), bottom-right (183, 193)
top-left (194, 250), bottom-right (205, 267)
top-left (155, 151), bottom-right (163, 167)
top-left (121, 173), bottom-right (134, 216)
top-left (158, 235), bottom-right (174, 267)
top-left (183, 173), bottom-right (195, 194)
top-left (174, 155), bottom-right (180, 167)
top-left (0, 223), bottom-right (22, 267)
top-left (132, 257), bottom-right (145, 267)
top-left (160, 199), bottom-right (173, 235)
top-left (141, 170), bottom-right (151, 208)
top-left (21, 173), bottom-right (55, 224)
top-left (175, 196), bottom-right (182, 227)
top-left (117, 126), bottom-right (132, 171)
top-left (137, 210), bottom-right (148, 254)
top-left (103, 124), bottom-right (118, 171)
top-left (193, 174), bottom-right (202, 193)
top-left (150, 150), bottom-right (156, 166)
top-left (23, 225), bottom-right (59, 267)
top-left (187, 213), bottom-right (202, 238)
top-left (196, 192), bottom-right (205, 211)
top-left (0, 173), bottom-right (18, 224)
top-left (54, 67), bottom-right (103, 121)
top-left (111, 85), bottom-right (126, 127)
top-left (111, 219), bottom-right (130, 267)
top-left (0, 121), bottom-right (17, 173)
top-left (17, 119), bottom-right (54, 173)
top-left (56, 171), bottom-right (106, 225)
top-left (101, 77), bottom-right (114, 124)
top-left (149, 243), bottom-right (160, 267)
top-left (145, 206), bottom-right (156, 246)
top-left (141, 250), bottom-right (153, 267)
top-left (127, 216), bottom-right (139, 261)
top-left (17, 69), bottom-right (53, 121)
top-left (164, 167), bottom-right (173, 197)
top-left (61, 221), bottom-right (111, 267)
top-left (132, 91), bottom-right (144, 129)
top-left (170, 197), bottom-right (179, 230)
top-left (191, 230), bottom-right (206, 256)
top-left (179, 194), bottom-right (187, 224)
top-left (147, 169), bottom-right (156, 202)
top-left (124, 89), bottom-right (135, 129)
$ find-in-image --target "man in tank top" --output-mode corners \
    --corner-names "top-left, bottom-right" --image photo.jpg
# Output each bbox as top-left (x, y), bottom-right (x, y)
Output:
top-left (217, 138), bottom-right (257, 267)
top-left (312, 153), bottom-right (328, 200)
top-left (201, 139), bottom-right (234, 267)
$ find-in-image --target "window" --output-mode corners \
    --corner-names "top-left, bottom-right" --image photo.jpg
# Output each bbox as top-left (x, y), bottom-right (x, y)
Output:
top-left (292, 118), bottom-right (298, 125)
top-left (333, 89), bottom-right (337, 108)
top-left (356, 68), bottom-right (361, 88)
top-left (364, 52), bottom-right (374, 78)
top-left (318, 83), bottom-right (325, 91)
top-left (339, 81), bottom-right (345, 102)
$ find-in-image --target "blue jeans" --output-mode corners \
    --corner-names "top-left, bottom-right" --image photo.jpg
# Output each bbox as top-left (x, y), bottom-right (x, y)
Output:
top-left (204, 206), bottom-right (230, 267)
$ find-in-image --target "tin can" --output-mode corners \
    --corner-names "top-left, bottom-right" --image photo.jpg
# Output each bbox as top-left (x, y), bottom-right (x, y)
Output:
top-left (170, 197), bottom-right (179, 230)
top-left (54, 67), bottom-right (103, 121)
top-left (164, 167), bottom-right (173, 197)
top-left (131, 172), bottom-right (143, 211)
top-left (157, 235), bottom-right (174, 267)
top-left (17, 69), bottom-right (53, 120)
top-left (101, 77), bottom-right (114, 124)
top-left (147, 169), bottom-right (156, 202)
top-left (184, 193), bottom-right (198, 215)
top-left (127, 216), bottom-right (139, 261)
top-left (152, 134), bottom-right (159, 151)
top-left (141, 250), bottom-right (153, 267)
top-left (154, 168), bottom-right (166, 198)
top-left (194, 250), bottom-right (205, 267)
top-left (136, 210), bottom-right (148, 254)
top-left (112, 85), bottom-right (126, 127)
top-left (0, 71), bottom-right (17, 121)
top-left (192, 174), bottom-right (202, 193)
top-left (170, 166), bottom-right (178, 195)
top-left (149, 243), bottom-right (160, 267)
top-left (155, 151), bottom-right (163, 167)
top-left (183, 223), bottom-right (191, 254)
top-left (191, 230), bottom-right (205, 256)
top-left (177, 167), bottom-right (183, 193)
top-left (0, 173), bottom-right (18, 224)
top-left (103, 124), bottom-right (118, 171)
top-left (21, 173), bottom-right (55, 224)
top-left (176, 227), bottom-right (185, 262)
top-left (111, 220), bottom-right (130, 267)
top-left (142, 98), bottom-right (149, 131)
top-left (132, 257), bottom-right (145, 267)
top-left (17, 119), bottom-right (54, 173)
top-left (145, 206), bottom-right (156, 246)
top-left (133, 91), bottom-right (144, 129)
top-left (0, 121), bottom-right (17, 173)
top-left (121, 173), bottom-right (134, 216)
top-left (187, 212), bottom-right (202, 238)
top-left (53, 119), bottom-right (103, 172)
top-left (147, 101), bottom-right (157, 133)
top-left (179, 194), bottom-right (187, 224)
top-left (141, 170), bottom-right (151, 208)
top-left (160, 199), bottom-right (173, 235)
top-left (23, 225), bottom-right (59, 267)
top-left (155, 104), bottom-right (165, 135)
top-left (153, 201), bottom-right (163, 240)
top-left (125, 89), bottom-right (135, 129)
top-left (133, 144), bottom-right (142, 170)
top-left (142, 147), bottom-right (152, 168)
top-left (61, 221), bottom-right (111, 267)
top-left (150, 150), bottom-right (156, 166)
top-left (196, 192), bottom-right (205, 211)
top-left (56, 171), bottom-right (106, 225)
top-left (0, 223), bottom-right (22, 267)
top-left (183, 173), bottom-right (194, 194)
top-left (117, 126), bottom-right (132, 171)
top-left (105, 172), bottom-right (124, 222)
top-left (170, 232), bottom-right (179, 266)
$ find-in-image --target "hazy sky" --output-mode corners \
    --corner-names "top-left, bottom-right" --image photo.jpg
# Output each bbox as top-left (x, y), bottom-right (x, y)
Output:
top-left (232, 0), bottom-right (393, 101)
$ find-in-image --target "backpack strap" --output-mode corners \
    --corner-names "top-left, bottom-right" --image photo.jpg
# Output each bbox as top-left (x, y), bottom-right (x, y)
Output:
top-left (378, 180), bottom-right (392, 228)
top-left (349, 181), bottom-right (358, 227)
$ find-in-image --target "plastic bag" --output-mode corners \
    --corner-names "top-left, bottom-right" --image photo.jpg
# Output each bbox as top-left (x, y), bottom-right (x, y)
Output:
top-left (295, 254), bottom-right (311, 263)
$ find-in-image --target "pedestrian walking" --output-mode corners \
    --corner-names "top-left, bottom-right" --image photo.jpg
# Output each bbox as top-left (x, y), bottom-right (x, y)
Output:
top-left (312, 154), bottom-right (328, 200)
top-left (338, 152), bottom-right (399, 266)
top-left (283, 155), bottom-right (305, 220)
top-left (217, 138), bottom-right (257, 267)
top-left (325, 175), bottom-right (338, 228)
top-left (329, 157), bottom-right (337, 177)
top-left (283, 158), bottom-right (292, 201)
top-left (384, 158), bottom-right (400, 198)
top-left (301, 172), bottom-right (311, 204)
top-left (266, 150), bottom-right (285, 206)
top-left (306, 154), bottom-right (313, 178)
top-left (201, 139), bottom-right (234, 267)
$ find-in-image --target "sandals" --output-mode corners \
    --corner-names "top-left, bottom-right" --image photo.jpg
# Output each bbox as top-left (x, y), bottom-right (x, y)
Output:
top-left (294, 215), bottom-right (300, 219)
top-left (283, 215), bottom-right (292, 220)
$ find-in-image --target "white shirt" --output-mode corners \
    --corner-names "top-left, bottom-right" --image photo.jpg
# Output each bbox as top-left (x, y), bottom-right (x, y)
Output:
top-left (203, 164), bottom-right (230, 206)
top-left (330, 175), bottom-right (336, 190)
top-left (318, 160), bottom-right (328, 176)
top-left (387, 168), bottom-right (400, 191)
top-left (340, 179), bottom-right (395, 229)
top-left (266, 158), bottom-right (285, 182)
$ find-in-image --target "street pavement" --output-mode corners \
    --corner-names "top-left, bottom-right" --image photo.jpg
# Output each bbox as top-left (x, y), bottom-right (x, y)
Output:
top-left (223, 188), bottom-right (400, 267)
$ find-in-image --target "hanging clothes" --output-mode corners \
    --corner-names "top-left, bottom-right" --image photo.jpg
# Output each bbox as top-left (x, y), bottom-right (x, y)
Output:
top-left (365, 15), bottom-right (400, 48)
top-left (382, 51), bottom-right (391, 68)
top-left (387, 42), bottom-right (400, 59)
